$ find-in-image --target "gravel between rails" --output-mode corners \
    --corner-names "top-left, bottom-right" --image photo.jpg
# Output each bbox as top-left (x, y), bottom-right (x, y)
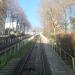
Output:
top-left (12, 38), bottom-right (52, 75)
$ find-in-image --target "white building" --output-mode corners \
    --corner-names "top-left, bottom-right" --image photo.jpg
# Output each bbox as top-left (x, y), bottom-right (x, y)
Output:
top-left (5, 21), bottom-right (17, 30)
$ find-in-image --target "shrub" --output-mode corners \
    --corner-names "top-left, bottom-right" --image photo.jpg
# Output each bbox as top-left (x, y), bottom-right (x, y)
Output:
top-left (56, 32), bottom-right (74, 56)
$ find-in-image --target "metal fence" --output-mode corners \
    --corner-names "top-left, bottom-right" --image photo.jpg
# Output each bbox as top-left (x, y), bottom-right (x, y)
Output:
top-left (0, 37), bottom-right (30, 68)
top-left (52, 44), bottom-right (75, 71)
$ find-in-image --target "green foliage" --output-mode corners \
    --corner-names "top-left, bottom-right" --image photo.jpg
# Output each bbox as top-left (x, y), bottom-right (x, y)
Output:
top-left (71, 17), bottom-right (75, 25)
top-left (14, 41), bottom-right (33, 58)
top-left (5, 28), bottom-right (10, 35)
top-left (0, 41), bottom-right (33, 69)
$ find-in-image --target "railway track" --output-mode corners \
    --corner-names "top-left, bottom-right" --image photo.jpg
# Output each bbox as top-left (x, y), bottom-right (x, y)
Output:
top-left (13, 38), bottom-right (52, 75)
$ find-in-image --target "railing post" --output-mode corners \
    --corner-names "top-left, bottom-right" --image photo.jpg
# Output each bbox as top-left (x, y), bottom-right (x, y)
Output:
top-left (59, 47), bottom-right (61, 57)
top-left (21, 42), bottom-right (22, 48)
top-left (24, 40), bottom-right (26, 45)
top-left (5, 50), bottom-right (7, 63)
top-left (22, 41), bottom-right (24, 47)
top-left (21, 42), bottom-right (22, 47)
top-left (20, 42), bottom-right (21, 49)
top-left (18, 43), bottom-right (19, 51)
top-left (13, 46), bottom-right (15, 55)
top-left (19, 43), bottom-right (20, 49)
top-left (20, 42), bottom-right (21, 48)
top-left (72, 57), bottom-right (75, 70)
top-left (22, 42), bottom-right (23, 47)
top-left (14, 45), bottom-right (17, 53)
top-left (10, 47), bottom-right (12, 56)
top-left (16, 44), bottom-right (17, 51)
top-left (22, 41), bottom-right (23, 47)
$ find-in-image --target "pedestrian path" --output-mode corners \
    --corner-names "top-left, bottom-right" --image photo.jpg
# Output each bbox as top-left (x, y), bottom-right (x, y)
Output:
top-left (40, 34), bottom-right (75, 75)
top-left (44, 44), bottom-right (75, 75)
top-left (0, 58), bottom-right (20, 75)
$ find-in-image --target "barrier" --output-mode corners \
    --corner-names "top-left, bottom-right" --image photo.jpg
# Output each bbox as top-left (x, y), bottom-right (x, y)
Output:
top-left (0, 38), bottom-right (28, 66)
top-left (52, 44), bottom-right (75, 71)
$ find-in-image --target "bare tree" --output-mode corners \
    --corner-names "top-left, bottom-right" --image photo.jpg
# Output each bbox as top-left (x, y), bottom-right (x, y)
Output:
top-left (0, 0), bottom-right (31, 35)
top-left (39, 0), bottom-right (75, 34)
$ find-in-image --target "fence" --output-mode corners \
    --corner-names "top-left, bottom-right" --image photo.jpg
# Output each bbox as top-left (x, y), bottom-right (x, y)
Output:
top-left (0, 35), bottom-right (31, 50)
top-left (0, 36), bottom-right (32, 69)
top-left (52, 44), bottom-right (75, 71)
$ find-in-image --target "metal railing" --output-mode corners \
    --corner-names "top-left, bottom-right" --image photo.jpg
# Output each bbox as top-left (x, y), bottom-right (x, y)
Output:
top-left (52, 44), bottom-right (75, 71)
top-left (0, 36), bottom-right (32, 69)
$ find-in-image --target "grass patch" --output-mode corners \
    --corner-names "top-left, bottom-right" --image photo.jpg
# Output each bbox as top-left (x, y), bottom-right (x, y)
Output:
top-left (0, 41), bottom-right (34, 69)
top-left (14, 41), bottom-right (34, 58)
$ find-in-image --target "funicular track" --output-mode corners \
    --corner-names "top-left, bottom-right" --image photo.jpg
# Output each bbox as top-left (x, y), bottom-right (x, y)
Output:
top-left (13, 37), bottom-right (52, 75)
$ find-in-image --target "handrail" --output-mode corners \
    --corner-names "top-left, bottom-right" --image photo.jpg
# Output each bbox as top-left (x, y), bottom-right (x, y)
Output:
top-left (0, 36), bottom-right (30, 55)
top-left (53, 44), bottom-right (75, 70)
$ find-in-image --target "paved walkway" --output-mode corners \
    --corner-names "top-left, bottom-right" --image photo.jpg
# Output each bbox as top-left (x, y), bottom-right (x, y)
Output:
top-left (0, 58), bottom-right (20, 75)
top-left (44, 44), bottom-right (75, 75)
top-left (40, 34), bottom-right (75, 75)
